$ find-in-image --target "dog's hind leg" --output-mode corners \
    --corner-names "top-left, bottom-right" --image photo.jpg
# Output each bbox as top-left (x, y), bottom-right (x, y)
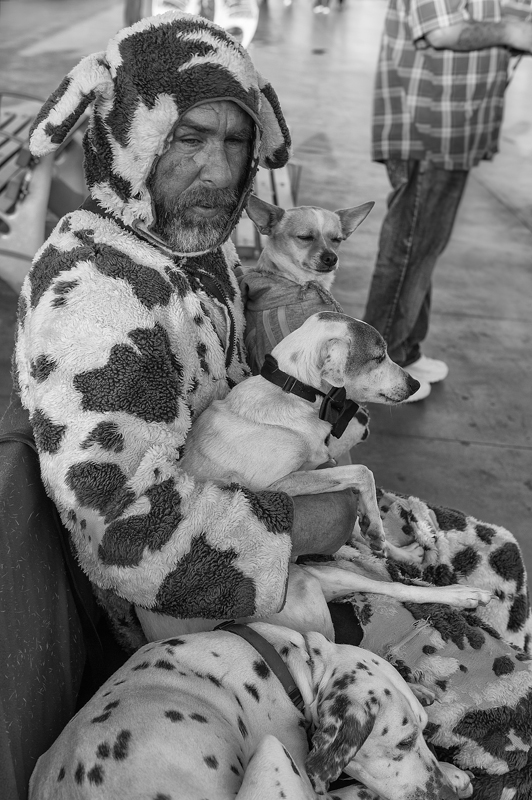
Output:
top-left (300, 561), bottom-right (493, 609)
top-left (268, 465), bottom-right (386, 555)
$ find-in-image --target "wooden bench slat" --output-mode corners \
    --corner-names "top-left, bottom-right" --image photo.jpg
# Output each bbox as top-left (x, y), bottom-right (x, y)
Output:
top-left (231, 210), bottom-right (258, 258)
top-left (0, 113), bottom-right (33, 147)
top-left (0, 112), bottom-right (17, 131)
top-left (0, 115), bottom-right (34, 200)
top-left (272, 164), bottom-right (294, 209)
top-left (253, 166), bottom-right (273, 202)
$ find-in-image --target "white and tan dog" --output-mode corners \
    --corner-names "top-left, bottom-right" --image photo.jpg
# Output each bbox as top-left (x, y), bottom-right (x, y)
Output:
top-left (29, 622), bottom-right (472, 800)
top-left (246, 193), bottom-right (375, 292)
top-left (136, 312), bottom-right (491, 644)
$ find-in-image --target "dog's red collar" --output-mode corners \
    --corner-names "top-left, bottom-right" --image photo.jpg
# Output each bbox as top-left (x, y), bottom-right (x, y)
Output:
top-left (214, 621), bottom-right (306, 713)
top-left (260, 354), bottom-right (360, 439)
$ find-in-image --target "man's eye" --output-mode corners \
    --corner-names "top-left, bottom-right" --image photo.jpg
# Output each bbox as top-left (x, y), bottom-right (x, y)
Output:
top-left (297, 235), bottom-right (314, 241)
top-left (180, 137), bottom-right (201, 146)
top-left (226, 137), bottom-right (249, 148)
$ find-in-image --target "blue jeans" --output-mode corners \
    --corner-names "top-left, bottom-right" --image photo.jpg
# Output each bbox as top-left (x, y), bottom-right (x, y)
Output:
top-left (364, 159), bottom-right (469, 366)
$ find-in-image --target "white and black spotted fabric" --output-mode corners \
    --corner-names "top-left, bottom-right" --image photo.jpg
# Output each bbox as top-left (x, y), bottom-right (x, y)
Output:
top-left (15, 11), bottom-right (294, 649)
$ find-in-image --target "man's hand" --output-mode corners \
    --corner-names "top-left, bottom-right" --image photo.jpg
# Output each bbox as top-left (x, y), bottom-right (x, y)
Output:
top-left (291, 490), bottom-right (359, 558)
top-left (504, 18), bottom-right (532, 53)
top-left (425, 19), bottom-right (532, 54)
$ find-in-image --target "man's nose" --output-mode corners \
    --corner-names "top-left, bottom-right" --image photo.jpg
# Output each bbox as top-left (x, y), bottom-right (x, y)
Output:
top-left (198, 141), bottom-right (233, 188)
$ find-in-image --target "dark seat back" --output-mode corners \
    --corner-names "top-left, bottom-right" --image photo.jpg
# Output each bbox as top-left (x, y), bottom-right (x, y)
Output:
top-left (0, 396), bottom-right (101, 800)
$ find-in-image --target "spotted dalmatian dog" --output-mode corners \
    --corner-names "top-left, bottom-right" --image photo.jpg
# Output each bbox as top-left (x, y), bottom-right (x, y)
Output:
top-left (29, 623), bottom-right (471, 800)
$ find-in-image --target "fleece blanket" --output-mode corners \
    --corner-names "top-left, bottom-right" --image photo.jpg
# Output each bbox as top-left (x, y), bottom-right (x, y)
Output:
top-left (311, 488), bottom-right (532, 800)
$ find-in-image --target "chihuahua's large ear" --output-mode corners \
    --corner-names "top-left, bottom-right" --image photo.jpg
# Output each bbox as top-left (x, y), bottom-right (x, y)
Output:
top-left (246, 194), bottom-right (285, 235)
top-left (319, 337), bottom-right (349, 387)
top-left (305, 682), bottom-right (376, 794)
top-left (29, 53), bottom-right (113, 157)
top-left (335, 201), bottom-right (375, 239)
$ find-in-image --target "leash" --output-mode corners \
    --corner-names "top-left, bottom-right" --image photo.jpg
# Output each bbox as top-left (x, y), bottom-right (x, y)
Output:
top-left (214, 621), bottom-right (305, 713)
top-left (260, 353), bottom-right (360, 439)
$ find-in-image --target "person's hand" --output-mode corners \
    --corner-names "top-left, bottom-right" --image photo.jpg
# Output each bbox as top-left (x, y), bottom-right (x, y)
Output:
top-left (503, 19), bottom-right (532, 53)
top-left (291, 490), bottom-right (359, 558)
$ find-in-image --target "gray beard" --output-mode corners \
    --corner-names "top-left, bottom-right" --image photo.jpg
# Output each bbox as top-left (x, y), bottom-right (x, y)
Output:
top-left (157, 210), bottom-right (230, 252)
top-left (151, 185), bottom-right (241, 253)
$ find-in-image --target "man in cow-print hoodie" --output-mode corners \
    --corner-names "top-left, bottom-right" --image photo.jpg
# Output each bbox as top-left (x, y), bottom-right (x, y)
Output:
top-left (15, 10), bottom-right (356, 650)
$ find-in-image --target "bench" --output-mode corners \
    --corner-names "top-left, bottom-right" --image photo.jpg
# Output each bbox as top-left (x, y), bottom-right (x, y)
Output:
top-left (0, 91), bottom-right (88, 293)
top-left (232, 161), bottom-right (302, 261)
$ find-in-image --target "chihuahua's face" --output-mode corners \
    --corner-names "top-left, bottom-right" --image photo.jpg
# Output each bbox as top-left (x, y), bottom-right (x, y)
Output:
top-left (246, 195), bottom-right (374, 290)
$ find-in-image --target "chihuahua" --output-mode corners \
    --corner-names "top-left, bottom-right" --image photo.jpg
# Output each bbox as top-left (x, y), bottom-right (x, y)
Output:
top-left (239, 194), bottom-right (374, 375)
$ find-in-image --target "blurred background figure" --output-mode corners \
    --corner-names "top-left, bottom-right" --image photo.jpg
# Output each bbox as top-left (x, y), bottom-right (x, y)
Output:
top-left (124, 0), bottom-right (259, 47)
top-left (313, 0), bottom-right (345, 14)
top-left (363, 0), bottom-right (532, 403)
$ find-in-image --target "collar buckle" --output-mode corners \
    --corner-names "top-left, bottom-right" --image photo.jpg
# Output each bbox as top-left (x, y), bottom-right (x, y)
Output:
top-left (281, 374), bottom-right (298, 392)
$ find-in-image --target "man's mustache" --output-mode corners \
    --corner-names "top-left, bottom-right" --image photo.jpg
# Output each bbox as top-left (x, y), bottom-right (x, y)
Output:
top-left (172, 186), bottom-right (240, 212)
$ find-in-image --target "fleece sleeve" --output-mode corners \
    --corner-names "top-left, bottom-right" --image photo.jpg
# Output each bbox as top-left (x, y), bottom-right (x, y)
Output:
top-left (14, 214), bottom-right (293, 621)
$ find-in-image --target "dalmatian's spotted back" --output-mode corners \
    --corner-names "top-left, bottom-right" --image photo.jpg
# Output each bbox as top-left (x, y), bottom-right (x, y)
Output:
top-left (30, 630), bottom-right (311, 800)
top-left (29, 624), bottom-right (471, 800)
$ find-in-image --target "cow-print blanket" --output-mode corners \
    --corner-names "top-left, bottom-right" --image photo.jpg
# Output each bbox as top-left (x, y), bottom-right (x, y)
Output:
top-left (308, 488), bottom-right (532, 800)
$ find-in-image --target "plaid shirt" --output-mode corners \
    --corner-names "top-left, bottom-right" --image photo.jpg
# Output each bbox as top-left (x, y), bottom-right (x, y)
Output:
top-left (372, 0), bottom-right (531, 169)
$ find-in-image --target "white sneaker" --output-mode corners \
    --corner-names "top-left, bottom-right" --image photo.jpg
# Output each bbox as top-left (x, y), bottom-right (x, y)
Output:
top-left (401, 378), bottom-right (431, 403)
top-left (405, 355), bottom-right (449, 384)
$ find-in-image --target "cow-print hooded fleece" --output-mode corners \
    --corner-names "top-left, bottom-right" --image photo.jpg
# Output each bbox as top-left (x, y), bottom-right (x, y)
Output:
top-left (15, 11), bottom-right (294, 650)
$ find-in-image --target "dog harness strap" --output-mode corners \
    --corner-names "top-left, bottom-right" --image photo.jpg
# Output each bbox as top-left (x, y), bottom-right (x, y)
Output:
top-left (214, 621), bottom-right (305, 713)
top-left (318, 388), bottom-right (361, 439)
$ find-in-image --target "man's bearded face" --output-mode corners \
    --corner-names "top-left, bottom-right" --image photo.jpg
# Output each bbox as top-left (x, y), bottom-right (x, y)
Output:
top-left (151, 184), bottom-right (241, 252)
top-left (149, 101), bottom-right (253, 253)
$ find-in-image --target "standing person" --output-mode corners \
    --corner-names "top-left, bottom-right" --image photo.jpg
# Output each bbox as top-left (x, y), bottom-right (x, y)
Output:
top-left (364, 0), bottom-right (532, 402)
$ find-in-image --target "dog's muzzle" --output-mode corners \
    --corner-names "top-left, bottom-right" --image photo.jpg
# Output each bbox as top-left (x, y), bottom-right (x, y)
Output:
top-left (318, 250), bottom-right (338, 271)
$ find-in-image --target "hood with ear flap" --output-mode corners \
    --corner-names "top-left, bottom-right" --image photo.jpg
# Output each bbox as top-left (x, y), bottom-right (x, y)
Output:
top-left (28, 10), bottom-right (291, 233)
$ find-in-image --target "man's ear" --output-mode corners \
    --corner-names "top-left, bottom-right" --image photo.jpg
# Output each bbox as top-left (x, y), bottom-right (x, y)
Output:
top-left (305, 688), bottom-right (376, 794)
top-left (319, 338), bottom-right (349, 387)
top-left (335, 201), bottom-right (375, 239)
top-left (246, 194), bottom-right (285, 235)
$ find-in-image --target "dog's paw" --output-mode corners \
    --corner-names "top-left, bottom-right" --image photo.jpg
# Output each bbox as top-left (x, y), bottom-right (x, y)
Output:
top-left (409, 683), bottom-right (437, 706)
top-left (386, 540), bottom-right (425, 565)
top-left (432, 585), bottom-right (494, 609)
top-left (358, 514), bottom-right (386, 556)
top-left (438, 762), bottom-right (474, 798)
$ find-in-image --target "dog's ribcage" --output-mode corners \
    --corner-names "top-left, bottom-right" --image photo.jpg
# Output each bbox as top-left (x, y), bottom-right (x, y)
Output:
top-left (181, 376), bottom-right (331, 491)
